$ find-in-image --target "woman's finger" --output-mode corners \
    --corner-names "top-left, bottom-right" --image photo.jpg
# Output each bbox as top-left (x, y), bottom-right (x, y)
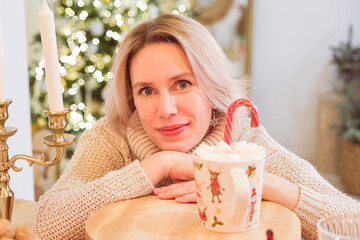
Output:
top-left (157, 181), bottom-right (194, 199)
top-left (155, 181), bottom-right (195, 199)
top-left (175, 192), bottom-right (197, 203)
top-left (154, 180), bottom-right (187, 195)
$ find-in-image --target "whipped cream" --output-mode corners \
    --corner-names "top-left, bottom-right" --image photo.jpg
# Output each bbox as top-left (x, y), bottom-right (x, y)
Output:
top-left (194, 140), bottom-right (265, 162)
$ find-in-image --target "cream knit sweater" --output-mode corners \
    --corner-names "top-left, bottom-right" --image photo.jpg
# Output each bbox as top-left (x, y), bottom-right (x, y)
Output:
top-left (33, 111), bottom-right (360, 240)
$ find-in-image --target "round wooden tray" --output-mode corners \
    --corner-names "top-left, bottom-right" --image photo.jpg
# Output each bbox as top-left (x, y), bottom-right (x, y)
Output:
top-left (85, 195), bottom-right (300, 240)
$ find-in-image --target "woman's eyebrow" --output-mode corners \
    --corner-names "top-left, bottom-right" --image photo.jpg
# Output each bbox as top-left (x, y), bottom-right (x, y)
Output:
top-left (133, 72), bottom-right (195, 89)
top-left (132, 81), bottom-right (153, 89)
top-left (170, 72), bottom-right (194, 81)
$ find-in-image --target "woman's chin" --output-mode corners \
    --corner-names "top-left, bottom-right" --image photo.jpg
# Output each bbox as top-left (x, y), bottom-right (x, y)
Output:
top-left (157, 142), bottom-right (192, 153)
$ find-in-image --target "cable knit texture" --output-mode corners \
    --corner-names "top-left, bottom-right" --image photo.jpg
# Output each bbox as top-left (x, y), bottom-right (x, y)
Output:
top-left (33, 111), bottom-right (360, 240)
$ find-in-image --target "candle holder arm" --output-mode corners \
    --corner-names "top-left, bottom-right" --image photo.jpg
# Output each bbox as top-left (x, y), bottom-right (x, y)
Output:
top-left (7, 147), bottom-right (64, 172)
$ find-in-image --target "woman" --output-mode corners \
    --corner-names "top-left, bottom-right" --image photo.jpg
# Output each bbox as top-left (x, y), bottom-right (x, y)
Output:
top-left (33, 14), bottom-right (359, 240)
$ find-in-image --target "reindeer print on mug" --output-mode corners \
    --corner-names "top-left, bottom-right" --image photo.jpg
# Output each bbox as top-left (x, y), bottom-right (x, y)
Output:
top-left (207, 169), bottom-right (225, 203)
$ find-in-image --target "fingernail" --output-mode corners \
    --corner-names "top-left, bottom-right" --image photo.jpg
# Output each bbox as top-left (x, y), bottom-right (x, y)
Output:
top-left (175, 197), bottom-right (183, 202)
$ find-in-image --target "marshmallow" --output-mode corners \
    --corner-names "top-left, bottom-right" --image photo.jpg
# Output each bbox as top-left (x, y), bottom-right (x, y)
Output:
top-left (230, 142), bottom-right (249, 160)
top-left (195, 143), bottom-right (214, 157)
top-left (215, 141), bottom-right (234, 154)
top-left (195, 140), bottom-right (265, 162)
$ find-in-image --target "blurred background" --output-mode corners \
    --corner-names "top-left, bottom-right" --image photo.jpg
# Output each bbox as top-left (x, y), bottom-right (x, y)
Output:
top-left (0, 0), bottom-right (359, 202)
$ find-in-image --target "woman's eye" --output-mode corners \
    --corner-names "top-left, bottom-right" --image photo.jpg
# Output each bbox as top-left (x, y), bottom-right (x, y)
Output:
top-left (177, 80), bottom-right (190, 89)
top-left (140, 88), bottom-right (153, 96)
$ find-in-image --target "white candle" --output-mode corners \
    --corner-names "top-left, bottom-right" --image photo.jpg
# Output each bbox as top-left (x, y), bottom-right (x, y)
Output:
top-left (0, 4), bottom-right (5, 102)
top-left (39, 0), bottom-right (63, 111)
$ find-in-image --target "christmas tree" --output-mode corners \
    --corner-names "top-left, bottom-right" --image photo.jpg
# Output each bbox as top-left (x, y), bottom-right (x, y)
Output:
top-left (29, 0), bottom-right (192, 158)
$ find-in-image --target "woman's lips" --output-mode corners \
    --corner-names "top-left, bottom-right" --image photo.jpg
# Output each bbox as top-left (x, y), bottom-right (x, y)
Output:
top-left (158, 124), bottom-right (188, 136)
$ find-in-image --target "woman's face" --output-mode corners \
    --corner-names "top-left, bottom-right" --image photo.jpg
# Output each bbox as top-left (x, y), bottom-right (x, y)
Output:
top-left (130, 42), bottom-right (212, 152)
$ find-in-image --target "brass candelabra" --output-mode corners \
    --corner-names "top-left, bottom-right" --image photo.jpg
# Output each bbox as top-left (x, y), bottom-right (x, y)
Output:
top-left (0, 99), bottom-right (75, 220)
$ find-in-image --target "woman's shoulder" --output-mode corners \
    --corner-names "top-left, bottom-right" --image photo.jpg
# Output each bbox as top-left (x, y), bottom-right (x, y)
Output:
top-left (79, 117), bottom-right (127, 145)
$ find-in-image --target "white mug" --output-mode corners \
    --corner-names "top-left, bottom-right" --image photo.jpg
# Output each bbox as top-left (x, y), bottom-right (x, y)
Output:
top-left (193, 152), bottom-right (265, 233)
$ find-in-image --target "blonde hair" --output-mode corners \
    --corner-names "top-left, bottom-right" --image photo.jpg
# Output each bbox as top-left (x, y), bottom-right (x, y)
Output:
top-left (104, 14), bottom-right (251, 138)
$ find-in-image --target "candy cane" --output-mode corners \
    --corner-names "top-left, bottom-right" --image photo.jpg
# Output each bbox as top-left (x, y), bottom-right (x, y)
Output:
top-left (224, 99), bottom-right (259, 144)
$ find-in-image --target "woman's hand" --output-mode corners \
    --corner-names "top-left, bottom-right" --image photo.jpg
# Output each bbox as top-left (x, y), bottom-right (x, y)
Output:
top-left (140, 151), bottom-right (194, 186)
top-left (262, 172), bottom-right (300, 211)
top-left (153, 180), bottom-right (197, 203)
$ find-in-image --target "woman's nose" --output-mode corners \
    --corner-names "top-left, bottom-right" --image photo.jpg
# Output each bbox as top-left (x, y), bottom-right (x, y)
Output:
top-left (158, 91), bottom-right (178, 118)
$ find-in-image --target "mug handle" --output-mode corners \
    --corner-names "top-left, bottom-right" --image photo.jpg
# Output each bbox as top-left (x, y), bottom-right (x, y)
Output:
top-left (229, 168), bottom-right (250, 225)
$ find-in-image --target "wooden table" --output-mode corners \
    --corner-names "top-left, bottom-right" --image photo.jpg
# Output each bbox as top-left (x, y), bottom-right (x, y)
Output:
top-left (85, 195), bottom-right (301, 240)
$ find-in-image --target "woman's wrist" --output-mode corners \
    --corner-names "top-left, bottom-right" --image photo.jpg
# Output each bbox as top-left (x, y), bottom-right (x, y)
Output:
top-left (140, 152), bottom-right (171, 186)
top-left (262, 173), bottom-right (300, 211)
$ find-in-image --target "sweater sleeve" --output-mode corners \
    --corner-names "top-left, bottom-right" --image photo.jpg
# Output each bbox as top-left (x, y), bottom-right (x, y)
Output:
top-left (33, 119), bottom-right (154, 240)
top-left (242, 125), bottom-right (360, 240)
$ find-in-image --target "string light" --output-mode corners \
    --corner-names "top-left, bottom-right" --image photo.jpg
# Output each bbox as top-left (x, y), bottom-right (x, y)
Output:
top-left (136, 1), bottom-right (148, 11)
top-left (86, 114), bottom-right (94, 122)
top-left (102, 18), bottom-right (109, 24)
top-left (66, 0), bottom-right (73, 7)
top-left (60, 66), bottom-right (67, 76)
top-left (86, 65), bottom-right (95, 73)
top-left (77, 0), bottom-right (85, 7)
top-left (78, 79), bottom-right (85, 85)
top-left (79, 11), bottom-right (88, 21)
top-left (78, 103), bottom-right (85, 110)
top-left (112, 32), bottom-right (120, 41)
top-left (64, 28), bottom-right (72, 36)
top-left (71, 83), bottom-right (79, 90)
top-left (39, 59), bottom-right (45, 68)
top-left (90, 55), bottom-right (97, 62)
top-left (172, 10), bottom-right (180, 15)
top-left (114, 0), bottom-right (121, 8)
top-left (115, 14), bottom-right (122, 20)
top-left (68, 88), bottom-right (76, 95)
top-left (58, 7), bottom-right (65, 14)
top-left (80, 43), bottom-right (88, 52)
top-left (70, 104), bottom-right (77, 111)
top-left (72, 16), bottom-right (79, 22)
top-left (116, 19), bottom-right (124, 27)
top-left (35, 67), bottom-right (44, 76)
top-left (92, 38), bottom-right (100, 45)
top-left (65, 8), bottom-right (75, 17)
top-left (106, 30), bottom-right (113, 37)
top-left (178, 5), bottom-right (186, 12)
top-left (104, 10), bottom-right (112, 18)
top-left (93, 0), bottom-right (101, 8)
top-left (79, 122), bottom-right (86, 129)
top-left (106, 72), bottom-right (113, 79)
top-left (128, 10), bottom-right (135, 17)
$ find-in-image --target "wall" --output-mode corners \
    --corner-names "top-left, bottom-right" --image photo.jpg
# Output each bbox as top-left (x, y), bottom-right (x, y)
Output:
top-left (1, 0), bottom-right (34, 201)
top-left (252, 0), bottom-right (360, 164)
